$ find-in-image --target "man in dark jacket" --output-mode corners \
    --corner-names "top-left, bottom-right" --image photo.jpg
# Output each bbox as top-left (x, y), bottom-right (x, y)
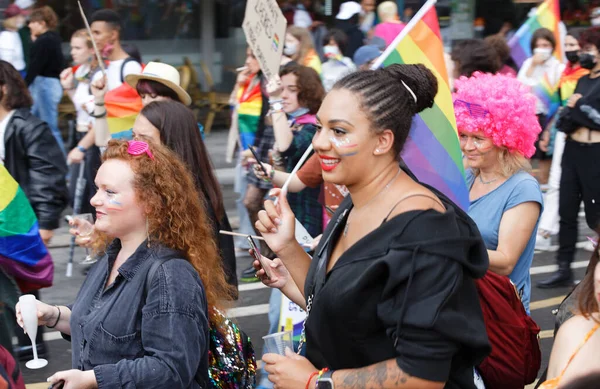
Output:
top-left (0, 60), bottom-right (67, 244)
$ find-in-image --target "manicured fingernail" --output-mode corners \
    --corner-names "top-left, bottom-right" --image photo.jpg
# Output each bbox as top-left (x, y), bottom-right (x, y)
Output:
top-left (274, 218), bottom-right (282, 225)
top-left (270, 228), bottom-right (278, 233)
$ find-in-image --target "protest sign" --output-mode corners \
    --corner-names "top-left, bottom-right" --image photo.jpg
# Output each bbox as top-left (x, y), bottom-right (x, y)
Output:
top-left (243, 0), bottom-right (287, 80)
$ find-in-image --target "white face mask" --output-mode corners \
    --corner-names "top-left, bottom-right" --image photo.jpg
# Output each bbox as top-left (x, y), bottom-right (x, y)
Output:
top-left (533, 47), bottom-right (552, 61)
top-left (323, 45), bottom-right (340, 58)
top-left (283, 42), bottom-right (298, 57)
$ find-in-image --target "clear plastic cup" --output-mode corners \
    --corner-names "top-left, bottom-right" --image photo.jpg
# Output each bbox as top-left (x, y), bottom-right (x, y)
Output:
top-left (262, 331), bottom-right (293, 355)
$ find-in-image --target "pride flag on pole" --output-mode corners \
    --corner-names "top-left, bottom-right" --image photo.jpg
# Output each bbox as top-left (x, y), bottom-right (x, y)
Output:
top-left (508, 0), bottom-right (562, 68)
top-left (371, 0), bottom-right (469, 210)
top-left (0, 165), bottom-right (53, 292)
top-left (105, 83), bottom-right (143, 139)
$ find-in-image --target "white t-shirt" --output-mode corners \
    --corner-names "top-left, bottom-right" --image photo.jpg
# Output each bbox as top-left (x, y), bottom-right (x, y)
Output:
top-left (73, 64), bottom-right (96, 128)
top-left (517, 56), bottom-right (565, 115)
top-left (0, 109), bottom-right (17, 163)
top-left (0, 31), bottom-right (25, 71)
top-left (92, 58), bottom-right (143, 91)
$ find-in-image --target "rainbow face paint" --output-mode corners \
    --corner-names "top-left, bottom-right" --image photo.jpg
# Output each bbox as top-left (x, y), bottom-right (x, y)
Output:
top-left (106, 195), bottom-right (124, 211)
top-left (329, 136), bottom-right (359, 157)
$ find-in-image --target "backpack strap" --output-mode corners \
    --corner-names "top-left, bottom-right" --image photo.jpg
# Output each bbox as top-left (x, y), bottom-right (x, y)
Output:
top-left (143, 257), bottom-right (172, 301)
top-left (120, 57), bottom-right (140, 84)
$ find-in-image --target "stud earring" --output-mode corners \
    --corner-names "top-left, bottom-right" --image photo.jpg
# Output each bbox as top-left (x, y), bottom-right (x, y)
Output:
top-left (375, 149), bottom-right (380, 153)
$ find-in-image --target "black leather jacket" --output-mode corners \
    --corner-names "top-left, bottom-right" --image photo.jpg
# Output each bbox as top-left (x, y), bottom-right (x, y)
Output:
top-left (3, 108), bottom-right (68, 230)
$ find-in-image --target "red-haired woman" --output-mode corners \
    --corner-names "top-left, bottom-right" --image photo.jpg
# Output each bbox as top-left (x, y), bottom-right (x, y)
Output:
top-left (17, 140), bottom-right (233, 388)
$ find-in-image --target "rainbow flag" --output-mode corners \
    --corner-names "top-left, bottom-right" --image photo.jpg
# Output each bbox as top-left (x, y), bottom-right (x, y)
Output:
top-left (237, 74), bottom-right (263, 150)
top-left (0, 165), bottom-right (53, 292)
top-left (559, 66), bottom-right (589, 106)
top-left (532, 73), bottom-right (561, 119)
top-left (105, 83), bottom-right (143, 140)
top-left (373, 1), bottom-right (468, 210)
top-left (508, 0), bottom-right (562, 68)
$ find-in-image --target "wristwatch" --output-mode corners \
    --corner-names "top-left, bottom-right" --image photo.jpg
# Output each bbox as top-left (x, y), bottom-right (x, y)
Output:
top-left (316, 371), bottom-right (334, 389)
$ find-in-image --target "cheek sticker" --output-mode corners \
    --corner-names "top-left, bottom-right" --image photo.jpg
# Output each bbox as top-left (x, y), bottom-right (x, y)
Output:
top-left (106, 195), bottom-right (124, 211)
top-left (329, 136), bottom-right (359, 157)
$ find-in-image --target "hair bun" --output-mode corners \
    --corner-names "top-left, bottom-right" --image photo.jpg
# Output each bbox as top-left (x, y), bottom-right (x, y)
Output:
top-left (383, 64), bottom-right (438, 114)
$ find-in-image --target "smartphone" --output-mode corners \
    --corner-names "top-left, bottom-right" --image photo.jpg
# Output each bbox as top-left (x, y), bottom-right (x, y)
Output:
top-left (249, 147), bottom-right (270, 178)
top-left (247, 236), bottom-right (273, 280)
top-left (48, 381), bottom-right (65, 389)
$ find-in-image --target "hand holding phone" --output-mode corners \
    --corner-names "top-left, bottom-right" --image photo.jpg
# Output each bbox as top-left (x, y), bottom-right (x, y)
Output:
top-left (249, 147), bottom-right (270, 178)
top-left (247, 236), bottom-right (273, 280)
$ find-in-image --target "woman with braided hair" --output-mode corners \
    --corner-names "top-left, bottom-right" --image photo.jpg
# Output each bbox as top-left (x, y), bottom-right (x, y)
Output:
top-left (250, 64), bottom-right (490, 388)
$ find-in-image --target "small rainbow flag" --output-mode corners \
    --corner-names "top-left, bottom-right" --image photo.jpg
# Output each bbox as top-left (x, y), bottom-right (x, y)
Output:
top-left (0, 165), bottom-right (53, 292)
top-left (272, 33), bottom-right (280, 51)
top-left (237, 74), bottom-right (263, 150)
top-left (372, 0), bottom-right (468, 210)
top-left (532, 73), bottom-right (561, 120)
top-left (508, 0), bottom-right (562, 68)
top-left (105, 83), bottom-right (143, 139)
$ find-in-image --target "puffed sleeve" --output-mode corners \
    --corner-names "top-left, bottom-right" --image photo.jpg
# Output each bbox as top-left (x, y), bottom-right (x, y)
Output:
top-left (93, 259), bottom-right (209, 388)
top-left (376, 251), bottom-right (489, 382)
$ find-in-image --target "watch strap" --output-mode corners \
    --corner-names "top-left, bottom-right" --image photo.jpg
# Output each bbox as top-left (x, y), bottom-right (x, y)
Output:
top-left (316, 370), bottom-right (334, 389)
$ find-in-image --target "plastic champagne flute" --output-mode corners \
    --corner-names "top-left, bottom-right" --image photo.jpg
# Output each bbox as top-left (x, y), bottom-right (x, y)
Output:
top-left (19, 294), bottom-right (48, 369)
top-left (73, 213), bottom-right (96, 265)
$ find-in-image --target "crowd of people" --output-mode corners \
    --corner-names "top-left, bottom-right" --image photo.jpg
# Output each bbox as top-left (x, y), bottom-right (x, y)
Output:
top-left (0, 0), bottom-right (600, 388)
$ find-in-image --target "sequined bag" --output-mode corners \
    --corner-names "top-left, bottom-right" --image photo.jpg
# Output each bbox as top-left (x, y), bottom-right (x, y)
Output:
top-left (208, 308), bottom-right (257, 388)
top-left (145, 258), bottom-right (257, 388)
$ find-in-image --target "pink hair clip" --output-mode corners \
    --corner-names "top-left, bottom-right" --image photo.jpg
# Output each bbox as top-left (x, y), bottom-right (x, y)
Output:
top-left (127, 140), bottom-right (154, 160)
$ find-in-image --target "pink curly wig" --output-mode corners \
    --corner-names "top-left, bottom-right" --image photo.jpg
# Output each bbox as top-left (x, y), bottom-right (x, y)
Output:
top-left (452, 72), bottom-right (541, 158)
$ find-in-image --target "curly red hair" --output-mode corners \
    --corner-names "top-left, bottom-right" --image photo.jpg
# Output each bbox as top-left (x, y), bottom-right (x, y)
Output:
top-left (95, 140), bottom-right (235, 309)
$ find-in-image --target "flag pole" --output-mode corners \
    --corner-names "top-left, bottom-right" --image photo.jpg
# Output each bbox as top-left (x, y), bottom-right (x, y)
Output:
top-left (77, 1), bottom-right (107, 75)
top-left (371, 0), bottom-right (438, 70)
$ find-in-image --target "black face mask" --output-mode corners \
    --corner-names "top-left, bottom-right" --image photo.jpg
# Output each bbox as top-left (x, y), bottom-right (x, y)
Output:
top-left (579, 53), bottom-right (597, 69)
top-left (566, 50), bottom-right (580, 64)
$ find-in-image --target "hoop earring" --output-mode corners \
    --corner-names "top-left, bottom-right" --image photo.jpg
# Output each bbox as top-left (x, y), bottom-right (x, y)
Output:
top-left (146, 217), bottom-right (150, 248)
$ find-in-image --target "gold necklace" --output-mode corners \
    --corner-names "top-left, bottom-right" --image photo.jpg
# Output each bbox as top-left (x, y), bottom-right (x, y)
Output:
top-left (343, 169), bottom-right (402, 236)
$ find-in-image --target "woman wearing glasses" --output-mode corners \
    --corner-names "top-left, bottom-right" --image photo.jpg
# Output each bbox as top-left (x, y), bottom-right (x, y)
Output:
top-left (455, 72), bottom-right (543, 313)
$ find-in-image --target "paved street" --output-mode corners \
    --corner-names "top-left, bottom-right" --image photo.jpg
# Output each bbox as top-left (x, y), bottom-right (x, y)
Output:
top-left (17, 129), bottom-right (595, 388)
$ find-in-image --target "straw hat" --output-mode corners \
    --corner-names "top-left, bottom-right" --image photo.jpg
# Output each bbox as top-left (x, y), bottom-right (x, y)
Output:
top-left (125, 61), bottom-right (192, 106)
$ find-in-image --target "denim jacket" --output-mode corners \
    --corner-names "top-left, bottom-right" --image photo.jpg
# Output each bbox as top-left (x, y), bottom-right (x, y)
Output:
top-left (66, 240), bottom-right (209, 388)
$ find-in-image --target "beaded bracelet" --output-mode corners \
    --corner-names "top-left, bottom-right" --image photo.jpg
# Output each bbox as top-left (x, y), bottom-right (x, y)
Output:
top-left (314, 368), bottom-right (330, 388)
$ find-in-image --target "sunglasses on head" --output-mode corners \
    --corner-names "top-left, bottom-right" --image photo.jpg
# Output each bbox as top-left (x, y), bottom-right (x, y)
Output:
top-left (454, 99), bottom-right (490, 118)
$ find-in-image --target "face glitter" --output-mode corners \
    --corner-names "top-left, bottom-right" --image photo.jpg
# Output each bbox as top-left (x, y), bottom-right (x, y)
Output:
top-left (329, 136), bottom-right (359, 157)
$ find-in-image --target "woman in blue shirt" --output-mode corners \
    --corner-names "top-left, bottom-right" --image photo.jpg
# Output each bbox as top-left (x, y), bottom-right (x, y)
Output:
top-left (454, 72), bottom-right (544, 313)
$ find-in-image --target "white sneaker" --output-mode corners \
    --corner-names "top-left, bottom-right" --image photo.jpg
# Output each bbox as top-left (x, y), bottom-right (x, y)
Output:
top-left (535, 233), bottom-right (552, 251)
top-left (582, 240), bottom-right (596, 252)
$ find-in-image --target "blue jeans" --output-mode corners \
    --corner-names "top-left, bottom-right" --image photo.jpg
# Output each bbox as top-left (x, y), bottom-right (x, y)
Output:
top-left (30, 76), bottom-right (65, 155)
top-left (234, 155), bottom-right (255, 249)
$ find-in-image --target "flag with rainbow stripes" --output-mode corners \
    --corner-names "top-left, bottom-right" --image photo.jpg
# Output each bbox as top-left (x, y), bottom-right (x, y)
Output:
top-left (532, 73), bottom-right (561, 120)
top-left (372, 0), bottom-right (468, 210)
top-left (508, 0), bottom-right (563, 68)
top-left (106, 83), bottom-right (144, 139)
top-left (0, 165), bottom-right (53, 292)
